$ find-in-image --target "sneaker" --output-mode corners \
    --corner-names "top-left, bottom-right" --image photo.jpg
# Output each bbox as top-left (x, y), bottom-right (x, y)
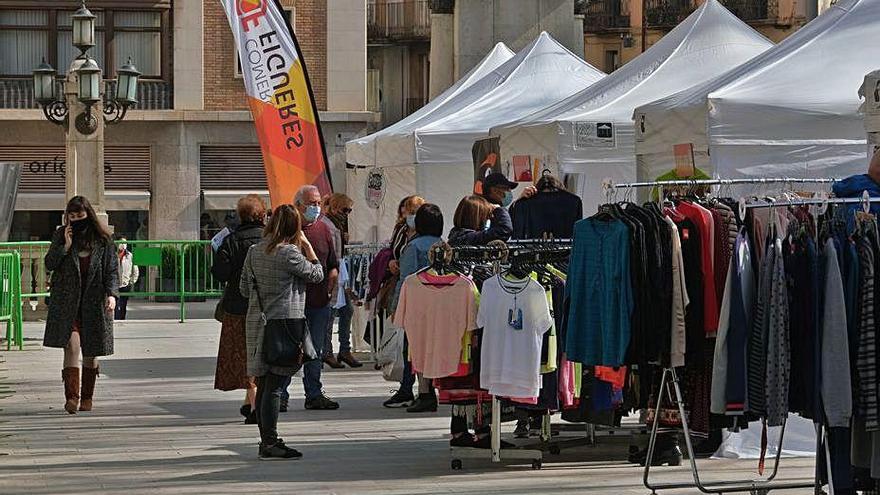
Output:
top-left (240, 404), bottom-right (252, 419)
top-left (323, 355), bottom-right (345, 369)
top-left (383, 390), bottom-right (414, 408)
top-left (338, 351), bottom-right (364, 368)
top-left (304, 394), bottom-right (340, 410)
top-left (406, 394), bottom-right (438, 413)
top-left (245, 410), bottom-right (258, 425)
top-left (279, 399), bottom-right (289, 413)
top-left (259, 439), bottom-right (303, 461)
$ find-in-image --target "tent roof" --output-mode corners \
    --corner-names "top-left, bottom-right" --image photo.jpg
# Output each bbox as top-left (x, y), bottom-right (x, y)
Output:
top-left (344, 42), bottom-right (515, 166)
top-left (413, 31), bottom-right (605, 165)
top-left (493, 0), bottom-right (772, 130)
top-left (707, 0), bottom-right (879, 145)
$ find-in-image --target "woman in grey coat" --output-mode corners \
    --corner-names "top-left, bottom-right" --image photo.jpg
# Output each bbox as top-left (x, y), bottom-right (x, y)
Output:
top-left (44, 196), bottom-right (119, 414)
top-left (240, 204), bottom-right (323, 460)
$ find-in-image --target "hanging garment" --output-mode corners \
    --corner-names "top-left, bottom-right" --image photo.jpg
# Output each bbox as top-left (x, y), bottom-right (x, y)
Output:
top-left (676, 201), bottom-right (719, 335)
top-left (764, 237), bottom-right (790, 428)
top-left (509, 189), bottom-right (583, 240)
top-left (855, 221), bottom-right (879, 431)
top-left (394, 274), bottom-right (478, 379)
top-left (821, 237), bottom-right (853, 428)
top-left (746, 235), bottom-right (774, 418)
top-left (666, 217), bottom-right (689, 368)
top-left (566, 218), bottom-right (632, 366)
top-left (720, 231), bottom-right (754, 416)
top-left (478, 275), bottom-right (553, 398)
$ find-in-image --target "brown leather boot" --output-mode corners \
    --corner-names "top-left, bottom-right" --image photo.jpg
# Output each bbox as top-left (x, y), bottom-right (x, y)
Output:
top-left (80, 367), bottom-right (98, 411)
top-left (62, 367), bottom-right (80, 414)
top-left (338, 351), bottom-right (363, 368)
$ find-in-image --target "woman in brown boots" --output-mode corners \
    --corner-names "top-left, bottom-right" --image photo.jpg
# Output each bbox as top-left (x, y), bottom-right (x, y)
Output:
top-left (44, 196), bottom-right (119, 414)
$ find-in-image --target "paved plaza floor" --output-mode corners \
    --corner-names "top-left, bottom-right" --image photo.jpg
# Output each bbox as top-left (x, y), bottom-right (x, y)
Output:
top-left (0, 316), bottom-right (817, 494)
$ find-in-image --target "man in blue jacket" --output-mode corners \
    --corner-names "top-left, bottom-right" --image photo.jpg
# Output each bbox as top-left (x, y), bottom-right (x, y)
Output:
top-left (832, 149), bottom-right (880, 227)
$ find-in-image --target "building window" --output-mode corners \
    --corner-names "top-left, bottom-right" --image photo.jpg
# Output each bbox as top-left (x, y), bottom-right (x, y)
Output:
top-left (235, 8), bottom-right (294, 78)
top-left (0, 7), bottom-right (168, 79)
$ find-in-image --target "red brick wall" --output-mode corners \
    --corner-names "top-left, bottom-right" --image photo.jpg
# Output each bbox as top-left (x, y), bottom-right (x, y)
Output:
top-left (203, 0), bottom-right (327, 111)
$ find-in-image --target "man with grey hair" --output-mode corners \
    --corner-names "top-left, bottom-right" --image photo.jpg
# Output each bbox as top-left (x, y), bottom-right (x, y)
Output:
top-left (278, 184), bottom-right (340, 411)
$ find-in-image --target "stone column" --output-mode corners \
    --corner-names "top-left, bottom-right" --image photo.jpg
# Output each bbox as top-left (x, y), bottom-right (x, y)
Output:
top-left (64, 58), bottom-right (107, 226)
top-left (429, 0), bottom-right (455, 99)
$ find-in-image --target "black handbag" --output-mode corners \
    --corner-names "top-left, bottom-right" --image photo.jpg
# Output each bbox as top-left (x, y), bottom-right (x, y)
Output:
top-left (252, 276), bottom-right (318, 368)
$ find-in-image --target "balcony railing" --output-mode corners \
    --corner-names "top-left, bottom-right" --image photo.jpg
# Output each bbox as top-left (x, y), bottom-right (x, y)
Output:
top-left (0, 79), bottom-right (173, 110)
top-left (581, 0), bottom-right (631, 32)
top-left (721, 0), bottom-right (777, 22)
top-left (644, 0), bottom-right (696, 28)
top-left (368, 0), bottom-right (431, 42)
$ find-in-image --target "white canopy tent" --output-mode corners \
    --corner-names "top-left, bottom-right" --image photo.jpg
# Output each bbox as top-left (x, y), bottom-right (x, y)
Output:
top-left (412, 32), bottom-right (605, 223)
top-left (633, 36), bottom-right (774, 180)
top-left (491, 0), bottom-right (772, 213)
top-left (344, 43), bottom-right (515, 243)
top-left (345, 42), bottom-right (515, 168)
top-left (707, 0), bottom-right (879, 180)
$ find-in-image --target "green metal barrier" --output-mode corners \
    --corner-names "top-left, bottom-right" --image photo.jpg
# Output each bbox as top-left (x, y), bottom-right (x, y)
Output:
top-left (0, 252), bottom-right (23, 350)
top-left (0, 240), bottom-right (223, 339)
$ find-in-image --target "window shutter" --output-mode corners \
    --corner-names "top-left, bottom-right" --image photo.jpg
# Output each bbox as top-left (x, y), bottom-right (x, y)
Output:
top-left (0, 145), bottom-right (150, 192)
top-left (199, 145), bottom-right (268, 190)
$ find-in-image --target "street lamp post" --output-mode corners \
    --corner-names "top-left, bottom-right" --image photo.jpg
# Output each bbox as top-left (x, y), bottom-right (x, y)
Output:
top-left (32, 1), bottom-right (140, 226)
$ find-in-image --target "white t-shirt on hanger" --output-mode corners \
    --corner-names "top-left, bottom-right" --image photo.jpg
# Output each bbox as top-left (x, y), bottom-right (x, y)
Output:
top-left (478, 275), bottom-right (553, 399)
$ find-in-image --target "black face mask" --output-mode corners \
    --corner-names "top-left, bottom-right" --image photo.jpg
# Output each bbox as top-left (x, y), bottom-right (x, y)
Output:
top-left (70, 218), bottom-right (89, 234)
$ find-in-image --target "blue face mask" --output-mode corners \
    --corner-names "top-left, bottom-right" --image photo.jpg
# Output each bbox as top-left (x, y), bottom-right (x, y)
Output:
top-left (304, 205), bottom-right (321, 223)
top-left (501, 190), bottom-right (514, 208)
top-left (405, 214), bottom-right (416, 230)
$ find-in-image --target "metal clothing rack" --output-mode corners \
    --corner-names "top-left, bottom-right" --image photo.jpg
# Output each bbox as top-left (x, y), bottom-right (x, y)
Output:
top-left (344, 242), bottom-right (388, 361)
top-left (438, 241), bottom-right (571, 471)
top-left (595, 177), bottom-right (848, 494)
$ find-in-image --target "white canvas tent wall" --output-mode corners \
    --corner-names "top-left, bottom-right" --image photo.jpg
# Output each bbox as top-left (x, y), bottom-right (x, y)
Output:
top-left (707, 0), bottom-right (879, 180)
top-left (343, 43), bottom-right (514, 243)
top-left (633, 36), bottom-right (774, 181)
top-left (491, 0), bottom-right (772, 213)
top-left (413, 32), bottom-right (605, 223)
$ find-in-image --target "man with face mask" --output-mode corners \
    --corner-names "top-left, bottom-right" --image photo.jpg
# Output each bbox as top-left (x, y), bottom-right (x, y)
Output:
top-left (478, 173), bottom-right (517, 241)
top-left (278, 185), bottom-right (341, 412)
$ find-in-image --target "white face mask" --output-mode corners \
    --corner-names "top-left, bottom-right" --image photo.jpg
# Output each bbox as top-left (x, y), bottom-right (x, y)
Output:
top-left (119, 244), bottom-right (127, 251)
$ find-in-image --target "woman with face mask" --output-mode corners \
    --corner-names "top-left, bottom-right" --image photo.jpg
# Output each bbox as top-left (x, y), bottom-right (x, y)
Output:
top-left (388, 195), bottom-right (426, 276)
top-left (448, 195), bottom-right (511, 247)
top-left (44, 196), bottom-right (119, 414)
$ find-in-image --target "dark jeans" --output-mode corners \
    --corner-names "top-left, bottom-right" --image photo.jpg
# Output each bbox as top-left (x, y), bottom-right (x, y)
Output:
top-left (255, 372), bottom-right (286, 445)
top-left (325, 298), bottom-right (354, 356)
top-left (114, 285), bottom-right (131, 320)
top-left (400, 336), bottom-right (415, 393)
top-left (281, 306), bottom-right (332, 402)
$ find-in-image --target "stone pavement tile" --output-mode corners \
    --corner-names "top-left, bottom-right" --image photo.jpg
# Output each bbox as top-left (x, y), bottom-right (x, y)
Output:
top-left (0, 320), bottom-right (818, 495)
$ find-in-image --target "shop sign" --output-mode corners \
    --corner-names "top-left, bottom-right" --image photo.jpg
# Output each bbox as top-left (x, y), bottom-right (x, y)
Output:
top-left (365, 168), bottom-right (386, 209)
top-left (24, 155), bottom-right (113, 175)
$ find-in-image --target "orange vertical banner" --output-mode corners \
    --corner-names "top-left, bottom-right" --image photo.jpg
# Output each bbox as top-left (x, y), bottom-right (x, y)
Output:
top-left (220, 0), bottom-right (332, 206)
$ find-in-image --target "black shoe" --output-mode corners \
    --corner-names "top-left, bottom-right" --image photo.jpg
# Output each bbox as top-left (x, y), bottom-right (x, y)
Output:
top-left (240, 404), bottom-right (252, 419)
top-left (693, 438), bottom-right (721, 459)
top-left (245, 410), bottom-right (258, 425)
top-left (406, 394), bottom-right (438, 413)
top-left (474, 435), bottom-right (515, 449)
top-left (304, 394), bottom-right (340, 410)
top-left (383, 390), bottom-right (414, 408)
top-left (639, 445), bottom-right (683, 467)
top-left (338, 351), bottom-right (364, 368)
top-left (259, 439), bottom-right (302, 461)
top-left (450, 433), bottom-right (477, 448)
top-left (279, 399), bottom-right (289, 413)
top-left (514, 419), bottom-right (530, 438)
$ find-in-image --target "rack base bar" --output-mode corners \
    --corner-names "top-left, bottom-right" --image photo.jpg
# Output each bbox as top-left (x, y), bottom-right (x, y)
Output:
top-left (644, 367), bottom-right (814, 494)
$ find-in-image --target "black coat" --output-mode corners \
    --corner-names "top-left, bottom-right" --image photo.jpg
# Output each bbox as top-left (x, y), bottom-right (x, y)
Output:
top-left (212, 222), bottom-right (264, 315)
top-left (43, 228), bottom-right (119, 356)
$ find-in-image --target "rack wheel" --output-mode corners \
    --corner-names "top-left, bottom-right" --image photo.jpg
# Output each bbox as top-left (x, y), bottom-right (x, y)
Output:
top-left (451, 459), bottom-right (462, 471)
top-left (532, 459), bottom-right (542, 470)
top-left (549, 445), bottom-right (561, 455)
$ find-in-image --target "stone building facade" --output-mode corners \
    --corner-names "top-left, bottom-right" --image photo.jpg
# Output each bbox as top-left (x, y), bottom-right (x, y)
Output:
top-left (0, 0), bottom-right (377, 242)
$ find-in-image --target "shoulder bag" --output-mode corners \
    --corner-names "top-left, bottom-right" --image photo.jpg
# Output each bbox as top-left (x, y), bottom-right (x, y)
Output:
top-left (252, 275), bottom-right (318, 369)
